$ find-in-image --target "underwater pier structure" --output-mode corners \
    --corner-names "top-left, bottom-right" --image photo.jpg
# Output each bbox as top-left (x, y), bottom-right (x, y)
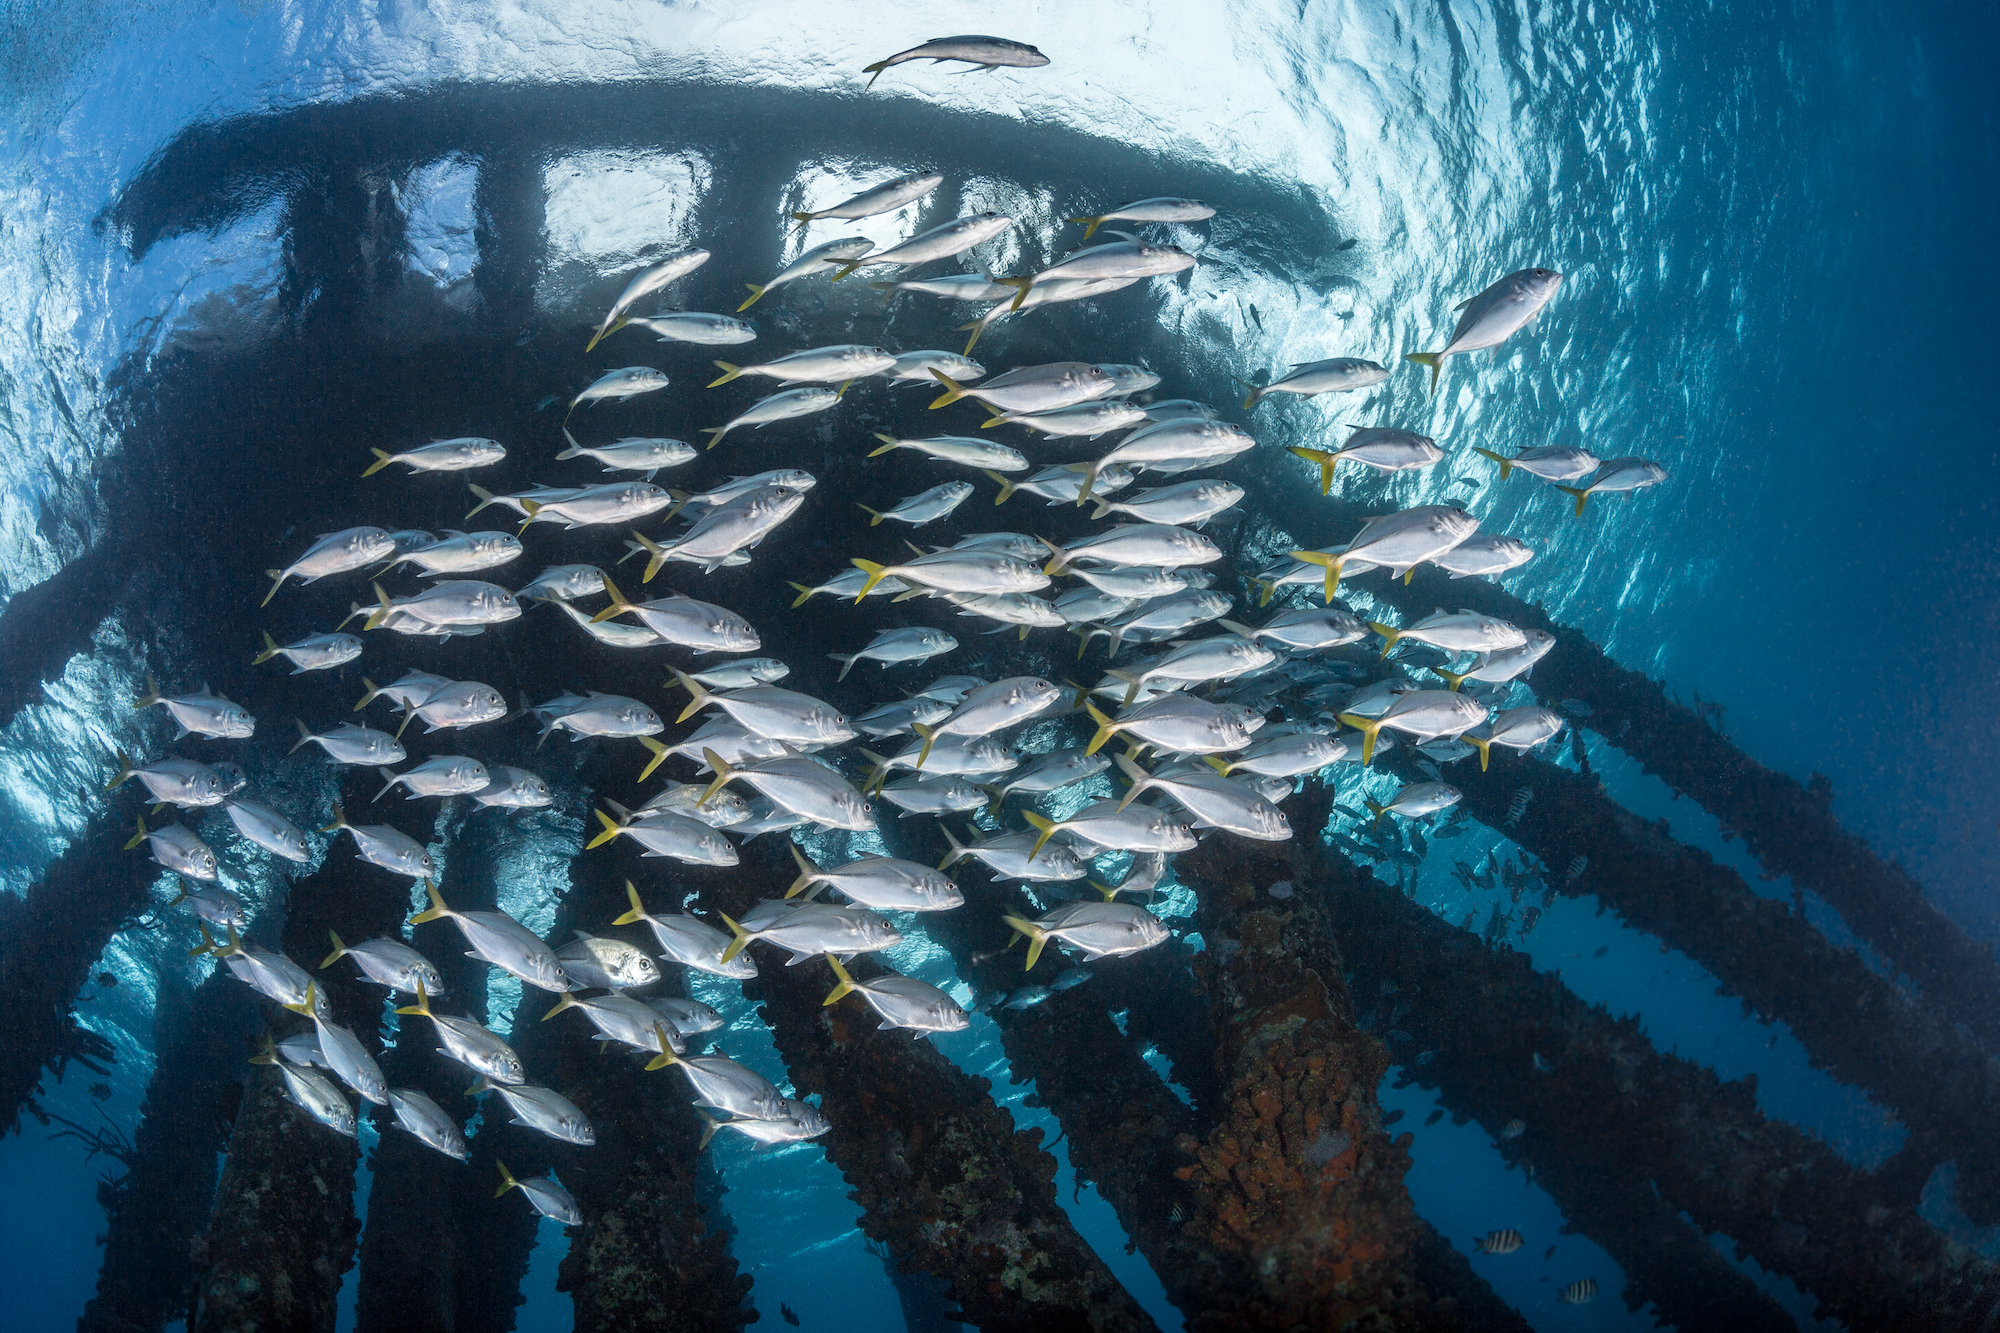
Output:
top-left (3, 74), bottom-right (1991, 1333)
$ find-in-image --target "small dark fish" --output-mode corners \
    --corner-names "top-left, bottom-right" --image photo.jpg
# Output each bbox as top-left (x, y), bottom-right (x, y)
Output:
top-left (781, 1304), bottom-right (801, 1328)
top-left (1559, 698), bottom-right (1593, 717)
top-left (1543, 1245), bottom-right (1557, 1261)
top-left (1504, 786), bottom-right (1533, 828)
top-left (1005, 985), bottom-right (1053, 1010)
top-left (98, 972), bottom-right (118, 987)
top-left (1592, 945), bottom-right (1608, 959)
top-left (1334, 238), bottom-right (1359, 252)
top-left (1557, 1277), bottom-right (1597, 1305)
top-left (1381, 1108), bottom-right (1404, 1126)
top-left (1050, 967), bottom-right (1093, 992)
top-left (1498, 1118), bottom-right (1525, 1140)
top-left (1424, 1108), bottom-right (1444, 1127)
top-left (1475, 1228), bottom-right (1523, 1255)
top-left (1247, 303), bottom-right (1264, 331)
top-left (1564, 854), bottom-right (1588, 882)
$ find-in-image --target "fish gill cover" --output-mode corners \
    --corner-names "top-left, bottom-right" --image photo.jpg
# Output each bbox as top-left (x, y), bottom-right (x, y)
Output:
top-left (0, 2), bottom-right (1993, 1331)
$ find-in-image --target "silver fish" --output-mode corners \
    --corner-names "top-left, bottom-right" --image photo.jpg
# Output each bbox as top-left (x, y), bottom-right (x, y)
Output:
top-left (1288, 429), bottom-right (1442, 492)
top-left (1430, 534), bottom-right (1534, 580)
top-left (363, 579), bottom-right (520, 629)
top-left (671, 671), bottom-right (853, 746)
top-left (1406, 267), bottom-right (1564, 391)
top-left (647, 1039), bottom-right (787, 1121)
top-left (696, 751), bottom-right (873, 832)
top-left (870, 273), bottom-right (1016, 303)
top-left (1003, 901), bottom-right (1168, 969)
top-left (495, 1161), bottom-right (583, 1225)
top-left (1116, 755), bottom-right (1290, 841)
top-left (1373, 610), bottom-right (1526, 657)
top-left (648, 996), bottom-right (725, 1036)
top-left (699, 1098), bottom-right (831, 1148)
top-left (958, 279), bottom-right (1137, 350)
top-left (863, 35), bottom-right (1048, 87)
top-left (323, 805), bottom-right (435, 880)
top-left (474, 1079), bottom-right (594, 1145)
top-left (470, 765), bottom-right (554, 808)
top-left (1084, 693), bottom-right (1252, 757)
top-left (1290, 506), bottom-right (1480, 599)
top-left (1143, 399), bottom-right (1220, 421)
top-left (133, 678), bottom-right (255, 739)
top-left (718, 902), bottom-right (901, 967)
top-left (793, 171), bottom-right (944, 226)
top-left (636, 782), bottom-right (750, 829)
top-left (858, 482), bottom-right (974, 529)
top-left (1023, 799), bottom-right (1196, 856)
top-left (830, 213), bottom-right (1014, 278)
top-left (739, 237), bottom-right (876, 310)
top-left (587, 250), bottom-right (711, 350)
top-left (529, 691), bottom-right (662, 743)
top-left (825, 958), bottom-right (968, 1036)
top-left (993, 399), bottom-right (1147, 438)
top-left (983, 748), bottom-right (1108, 804)
top-left (868, 432), bottom-right (1028, 472)
top-left (272, 1061), bottom-right (356, 1138)
top-left (521, 481), bottom-right (674, 530)
top-left (409, 883), bottom-right (568, 992)
top-left (1107, 637), bottom-right (1274, 703)
top-left (910, 676), bottom-right (1064, 769)
top-left (556, 930), bottom-right (662, 990)
top-left (253, 630), bottom-right (361, 674)
top-left (285, 983), bottom-right (388, 1105)
top-left (1338, 692), bottom-right (1489, 763)
top-left (1465, 707), bottom-right (1565, 769)
top-left (701, 386), bottom-right (844, 450)
top-left (223, 798), bottom-right (309, 862)
top-left (588, 807), bottom-right (740, 865)
top-left (1089, 479), bottom-right (1243, 526)
top-left (362, 438), bottom-right (507, 477)
top-left (1209, 731), bottom-right (1346, 779)
top-left (1473, 443), bottom-right (1600, 482)
top-left (855, 696), bottom-right (954, 738)
top-left (107, 751), bottom-right (228, 808)
top-left (557, 429), bottom-right (696, 477)
top-left (465, 482), bottom-right (583, 520)
top-left (277, 1031), bottom-right (330, 1070)
top-left (997, 239), bottom-right (1194, 310)
top-left (788, 846), bottom-right (963, 912)
top-left (617, 312), bottom-right (756, 345)
top-left (374, 756), bottom-right (490, 801)
top-left (629, 484), bottom-right (805, 577)
top-left (945, 591), bottom-right (1066, 631)
top-left (125, 815), bottom-right (218, 880)
top-left (1242, 357), bottom-right (1390, 408)
top-left (199, 925), bottom-right (328, 1017)
top-left (851, 547), bottom-right (1048, 599)
top-left (1219, 608), bottom-right (1368, 652)
top-left (402, 681), bottom-right (508, 734)
top-left (887, 350), bottom-right (986, 385)
top-left (709, 344), bottom-right (896, 387)
top-left (1053, 587), bottom-right (1142, 625)
top-left (292, 719), bottom-right (406, 766)
top-left (544, 991), bottom-right (683, 1054)
top-left (689, 658), bottom-right (790, 690)
top-left (613, 883), bottom-right (758, 978)
top-left (591, 582), bottom-right (760, 655)
top-left (1435, 629), bottom-right (1556, 690)
top-left (263, 526), bottom-right (398, 604)
top-left (353, 669), bottom-right (455, 716)
top-left (1556, 457), bottom-right (1668, 515)
top-left (379, 530), bottom-right (522, 577)
top-left (929, 361), bottom-right (1117, 416)
top-left (1069, 197), bottom-right (1215, 239)
top-left (385, 1088), bottom-right (470, 1159)
top-left (321, 930), bottom-right (442, 995)
top-left (939, 826), bottom-right (1086, 883)
top-left (831, 627), bottom-right (958, 682)
top-left (1073, 419), bottom-right (1256, 501)
top-left (166, 882), bottom-right (247, 931)
top-left (879, 774), bottom-right (988, 817)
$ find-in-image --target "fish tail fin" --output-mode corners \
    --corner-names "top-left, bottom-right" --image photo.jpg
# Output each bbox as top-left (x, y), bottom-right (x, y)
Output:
top-left (696, 1107), bottom-right (722, 1151)
top-left (1217, 619), bottom-right (1257, 641)
top-left (392, 709), bottom-right (416, 744)
top-left (979, 405), bottom-right (1006, 431)
top-left (670, 667), bottom-right (713, 723)
top-left (613, 881), bottom-right (648, 926)
top-left (1091, 878), bottom-right (1121, 901)
top-left (1068, 214), bottom-right (1105, 240)
top-left (1202, 754), bottom-right (1236, 778)
top-left (1337, 712), bottom-right (1385, 765)
top-left (1038, 535), bottom-right (1072, 575)
top-left (736, 283), bottom-right (767, 312)
top-left (716, 912), bottom-right (753, 964)
top-left (1405, 351), bottom-right (1441, 393)
top-left (862, 59), bottom-right (889, 88)
top-left (319, 929), bottom-right (348, 970)
top-left (823, 955), bottom-right (857, 1007)
top-left (1370, 622), bottom-right (1403, 657)
top-left (1556, 485), bottom-right (1590, 517)
top-left (927, 369), bottom-right (967, 409)
top-left (707, 361), bottom-right (744, 389)
top-left (1250, 576), bottom-right (1278, 608)
top-left (1063, 461), bottom-right (1100, 507)
top-left (636, 735), bottom-right (669, 783)
top-left (830, 651), bottom-right (861, 682)
top-left (1365, 798), bottom-right (1388, 824)
top-left (787, 843), bottom-right (822, 899)
top-left (555, 427), bottom-right (585, 461)
top-left (645, 1023), bottom-right (682, 1071)
top-left (1287, 445), bottom-right (1338, 496)
top-left (1472, 446), bottom-right (1514, 481)
top-left (371, 768), bottom-right (400, 803)
top-left (106, 749), bottom-right (136, 791)
top-left (1022, 810), bottom-right (1060, 858)
top-left (1001, 913), bottom-right (1051, 971)
top-left (1467, 735), bottom-right (1493, 771)
top-left (910, 722), bottom-right (941, 772)
top-left (290, 719), bottom-right (317, 754)
top-left (995, 275), bottom-right (1032, 312)
top-left (626, 530), bottom-right (668, 583)
top-left (541, 992), bottom-right (581, 1022)
top-left (848, 558), bottom-right (892, 602)
top-left (1105, 668), bottom-right (1144, 708)
top-left (281, 978), bottom-right (318, 1016)
top-left (961, 320), bottom-right (985, 357)
top-left (464, 483), bottom-right (504, 521)
top-left (828, 260), bottom-right (865, 282)
top-left (585, 808), bottom-right (625, 851)
top-left (362, 582), bottom-right (394, 632)
top-left (1432, 665), bottom-right (1469, 692)
top-left (1111, 752), bottom-right (1154, 812)
top-left (260, 569), bottom-right (287, 607)
top-left (134, 674), bottom-right (161, 709)
top-left (696, 749), bottom-right (740, 809)
top-left (123, 812), bottom-right (148, 851)
top-left (361, 448), bottom-right (395, 477)
top-left (516, 499), bottom-right (545, 540)
top-left (318, 803), bottom-right (349, 835)
top-left (587, 573), bottom-right (635, 624)
top-left (982, 469), bottom-right (1017, 504)
top-left (787, 581), bottom-right (819, 608)
top-left (978, 782), bottom-right (1007, 818)
top-left (493, 1159), bottom-right (519, 1198)
top-left (867, 432), bottom-right (902, 458)
top-left (1083, 700), bottom-right (1118, 756)
top-left (699, 426), bottom-right (727, 451)
top-left (408, 879), bottom-right (451, 926)
top-left (253, 631), bottom-right (282, 665)
top-left (1288, 549), bottom-right (1346, 602)
top-left (937, 823), bottom-right (968, 869)
top-left (857, 503), bottom-right (886, 527)
top-left (250, 1034), bottom-right (279, 1065)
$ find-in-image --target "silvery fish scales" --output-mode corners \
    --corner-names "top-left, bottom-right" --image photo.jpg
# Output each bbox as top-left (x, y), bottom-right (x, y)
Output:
top-left (136, 682), bottom-right (256, 739)
top-left (1244, 357), bottom-right (1390, 407)
top-left (276, 1064), bottom-right (355, 1138)
top-left (112, 754), bottom-right (228, 808)
top-left (386, 1089), bottom-right (470, 1159)
top-left (796, 171), bottom-right (943, 224)
top-left (556, 931), bottom-right (662, 990)
top-left (484, 1081), bottom-right (594, 1145)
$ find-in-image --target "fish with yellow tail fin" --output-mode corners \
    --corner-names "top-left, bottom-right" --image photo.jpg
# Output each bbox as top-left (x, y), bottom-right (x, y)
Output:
top-left (824, 956), bottom-right (969, 1036)
top-left (1364, 782), bottom-right (1462, 824)
top-left (1288, 504), bottom-right (1480, 600)
top-left (1001, 902), bottom-right (1168, 971)
top-left (494, 1160), bottom-right (582, 1225)
top-left (990, 238), bottom-right (1194, 313)
top-left (362, 437), bottom-right (506, 477)
top-left (792, 173), bottom-right (941, 228)
top-left (828, 214), bottom-right (1013, 281)
top-left (254, 629), bottom-right (360, 673)
top-left (1241, 356), bottom-right (1387, 408)
top-left (1463, 707), bottom-right (1565, 770)
top-left (644, 1024), bottom-right (788, 1120)
top-left (320, 928), bottom-right (442, 996)
top-left (585, 805), bottom-right (739, 866)
top-left (1337, 690), bottom-right (1488, 765)
top-left (613, 882), bottom-right (756, 979)
top-left (1370, 610), bottom-right (1526, 659)
top-left (268, 1054), bottom-right (357, 1138)
top-left (1471, 444), bottom-right (1598, 483)
top-left (1021, 803), bottom-right (1195, 858)
top-left (862, 36), bottom-right (1047, 88)
top-left (707, 344), bottom-right (894, 388)
top-left (1405, 267), bottom-right (1564, 391)
top-left (407, 880), bottom-right (568, 992)
top-left (283, 980), bottom-right (388, 1105)
top-left (699, 385), bottom-right (843, 450)
top-left (739, 236), bottom-right (876, 310)
top-left (715, 902), bottom-right (901, 968)
top-left (1067, 196), bottom-right (1215, 241)
top-left (789, 843), bottom-right (962, 911)
top-left (396, 979), bottom-right (527, 1083)
top-left (262, 526), bottom-right (397, 606)
top-left (584, 249), bottom-right (710, 351)
top-left (1554, 457), bottom-right (1668, 515)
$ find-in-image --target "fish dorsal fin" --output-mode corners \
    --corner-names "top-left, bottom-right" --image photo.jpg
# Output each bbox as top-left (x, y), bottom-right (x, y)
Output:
top-left (1452, 297), bottom-right (1472, 312)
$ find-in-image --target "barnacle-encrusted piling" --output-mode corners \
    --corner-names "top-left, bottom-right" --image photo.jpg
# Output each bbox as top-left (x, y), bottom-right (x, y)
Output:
top-left (1322, 846), bottom-right (2000, 1330)
top-left (701, 839), bottom-right (1159, 1333)
top-left (354, 807), bottom-right (535, 1333)
top-left (80, 970), bottom-right (261, 1333)
top-left (508, 846), bottom-right (755, 1333)
top-left (1439, 750), bottom-right (2000, 1214)
top-left (1162, 785), bottom-right (1439, 1330)
top-left (0, 813), bottom-right (141, 1132)
top-left (191, 846), bottom-right (408, 1333)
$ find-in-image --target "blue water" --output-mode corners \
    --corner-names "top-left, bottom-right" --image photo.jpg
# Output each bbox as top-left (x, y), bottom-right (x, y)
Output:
top-left (0, 1), bottom-right (1993, 1330)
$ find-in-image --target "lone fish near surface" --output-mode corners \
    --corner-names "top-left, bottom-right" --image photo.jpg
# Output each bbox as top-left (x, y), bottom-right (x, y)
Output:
top-left (863, 36), bottom-right (1049, 89)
